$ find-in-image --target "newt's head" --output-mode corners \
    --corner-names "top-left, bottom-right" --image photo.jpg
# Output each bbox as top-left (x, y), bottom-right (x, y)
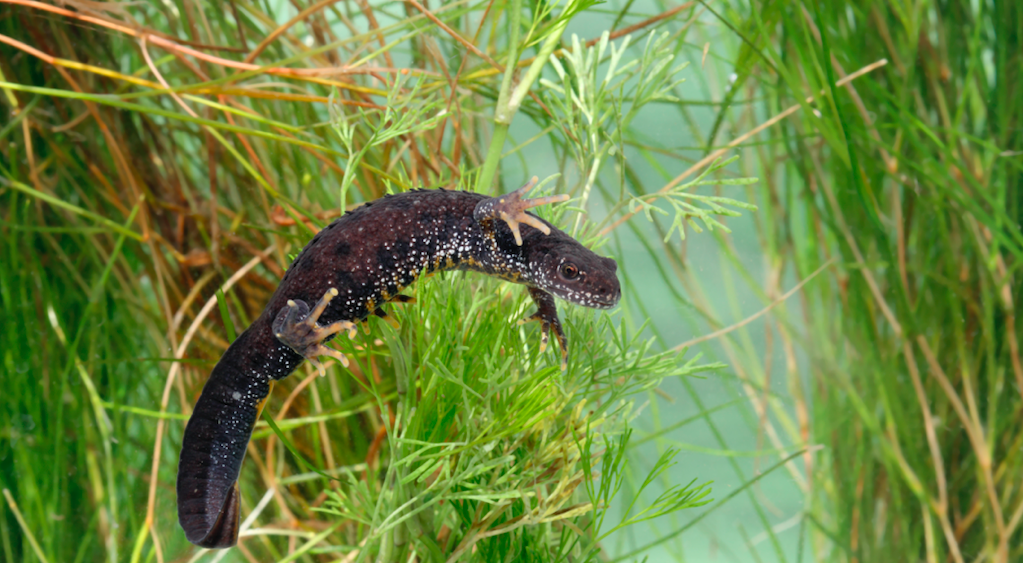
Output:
top-left (529, 239), bottom-right (621, 309)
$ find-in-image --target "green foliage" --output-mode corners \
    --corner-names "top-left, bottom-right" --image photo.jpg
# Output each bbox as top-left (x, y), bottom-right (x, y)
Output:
top-left (685, 1), bottom-right (1023, 562)
top-left (0, 1), bottom-right (739, 562)
top-left (330, 75), bottom-right (447, 208)
top-left (301, 275), bottom-right (721, 561)
top-left (628, 156), bottom-right (758, 242)
top-left (541, 30), bottom-right (692, 204)
top-left (11, 0), bottom-right (1014, 561)
top-left (583, 429), bottom-right (713, 543)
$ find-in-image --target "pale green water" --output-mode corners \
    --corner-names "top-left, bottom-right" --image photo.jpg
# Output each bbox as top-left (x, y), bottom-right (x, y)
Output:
top-left (563, 7), bottom-right (805, 560)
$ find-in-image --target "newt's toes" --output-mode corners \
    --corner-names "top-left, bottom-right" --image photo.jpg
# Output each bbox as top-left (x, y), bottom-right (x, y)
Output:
top-left (473, 177), bottom-right (568, 246)
top-left (273, 288), bottom-right (356, 372)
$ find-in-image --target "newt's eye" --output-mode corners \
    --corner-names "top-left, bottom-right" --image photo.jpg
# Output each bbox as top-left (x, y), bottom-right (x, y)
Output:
top-left (559, 263), bottom-right (579, 280)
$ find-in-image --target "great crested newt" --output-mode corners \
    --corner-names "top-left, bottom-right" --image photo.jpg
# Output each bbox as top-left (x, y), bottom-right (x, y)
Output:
top-left (176, 178), bottom-right (621, 548)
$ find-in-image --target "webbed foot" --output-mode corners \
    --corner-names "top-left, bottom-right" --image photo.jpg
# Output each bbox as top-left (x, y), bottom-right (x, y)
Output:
top-left (519, 287), bottom-right (568, 370)
top-left (273, 288), bottom-right (357, 376)
top-left (474, 176), bottom-right (569, 246)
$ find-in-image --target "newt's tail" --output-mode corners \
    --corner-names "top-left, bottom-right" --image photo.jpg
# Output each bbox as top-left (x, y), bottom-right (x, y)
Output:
top-left (176, 341), bottom-right (272, 549)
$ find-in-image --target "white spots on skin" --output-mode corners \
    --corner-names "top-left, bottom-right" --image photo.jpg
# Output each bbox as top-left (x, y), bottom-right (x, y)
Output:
top-left (187, 192), bottom-right (616, 514)
top-left (271, 190), bottom-right (615, 378)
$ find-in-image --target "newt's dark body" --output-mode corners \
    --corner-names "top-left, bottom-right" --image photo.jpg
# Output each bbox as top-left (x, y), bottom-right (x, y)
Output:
top-left (177, 184), bottom-right (620, 548)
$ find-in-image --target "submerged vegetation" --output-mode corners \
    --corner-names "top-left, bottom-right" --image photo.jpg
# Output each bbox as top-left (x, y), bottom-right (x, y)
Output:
top-left (1, 0), bottom-right (1020, 562)
top-left (0, 1), bottom-right (729, 561)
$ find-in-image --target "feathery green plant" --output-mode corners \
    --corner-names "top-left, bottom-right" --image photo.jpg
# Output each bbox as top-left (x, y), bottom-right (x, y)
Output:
top-left (0, 1), bottom-right (766, 562)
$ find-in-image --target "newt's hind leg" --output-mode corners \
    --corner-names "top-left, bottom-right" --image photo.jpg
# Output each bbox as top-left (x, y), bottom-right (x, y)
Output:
top-left (474, 176), bottom-right (569, 246)
top-left (519, 287), bottom-right (568, 371)
top-left (273, 288), bottom-right (357, 376)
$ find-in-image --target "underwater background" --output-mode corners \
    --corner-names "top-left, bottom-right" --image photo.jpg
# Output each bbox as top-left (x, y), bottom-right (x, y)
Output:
top-left (1, 0), bottom-right (1020, 562)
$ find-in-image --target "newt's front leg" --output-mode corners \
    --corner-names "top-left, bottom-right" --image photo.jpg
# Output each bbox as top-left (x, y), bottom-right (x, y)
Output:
top-left (520, 287), bottom-right (568, 371)
top-left (474, 176), bottom-right (569, 246)
top-left (273, 288), bottom-right (357, 376)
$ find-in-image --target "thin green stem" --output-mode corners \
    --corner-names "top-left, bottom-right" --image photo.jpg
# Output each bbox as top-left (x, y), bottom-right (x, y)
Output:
top-left (475, 0), bottom-right (522, 193)
top-left (476, 124), bottom-right (509, 193)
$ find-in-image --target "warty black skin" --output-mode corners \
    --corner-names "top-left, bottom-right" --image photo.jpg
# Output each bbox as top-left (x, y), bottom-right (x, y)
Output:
top-left (177, 186), bottom-right (620, 548)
